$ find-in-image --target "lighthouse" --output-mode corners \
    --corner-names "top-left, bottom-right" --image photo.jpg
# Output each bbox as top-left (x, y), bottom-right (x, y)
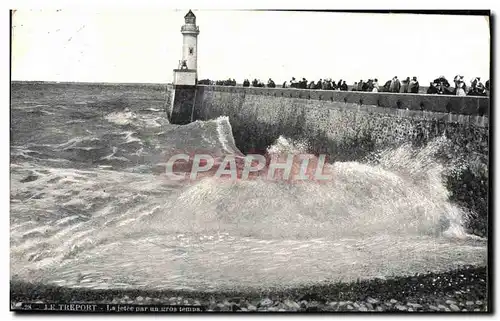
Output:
top-left (167, 10), bottom-right (200, 124)
top-left (173, 10), bottom-right (199, 86)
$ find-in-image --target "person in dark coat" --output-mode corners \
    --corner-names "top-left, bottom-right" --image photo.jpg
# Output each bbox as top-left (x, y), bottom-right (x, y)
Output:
top-left (323, 79), bottom-right (332, 90)
top-left (362, 80), bottom-right (370, 92)
top-left (300, 78), bottom-right (308, 89)
top-left (409, 77), bottom-right (419, 93)
top-left (427, 82), bottom-right (439, 94)
top-left (357, 80), bottom-right (364, 91)
top-left (243, 79), bottom-right (250, 87)
top-left (382, 80), bottom-right (392, 92)
top-left (433, 76), bottom-right (450, 94)
top-left (433, 76), bottom-right (450, 88)
top-left (441, 80), bottom-right (454, 95)
top-left (334, 79), bottom-right (340, 90)
top-left (468, 77), bottom-right (486, 96)
top-left (366, 79), bottom-right (374, 92)
top-left (315, 79), bottom-right (323, 90)
top-left (341, 81), bottom-right (348, 91)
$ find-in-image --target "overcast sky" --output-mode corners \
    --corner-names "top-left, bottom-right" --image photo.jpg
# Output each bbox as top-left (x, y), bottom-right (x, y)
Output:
top-left (11, 9), bottom-right (490, 85)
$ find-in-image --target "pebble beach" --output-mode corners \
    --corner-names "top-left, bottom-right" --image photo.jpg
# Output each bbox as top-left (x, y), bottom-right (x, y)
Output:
top-left (11, 266), bottom-right (488, 312)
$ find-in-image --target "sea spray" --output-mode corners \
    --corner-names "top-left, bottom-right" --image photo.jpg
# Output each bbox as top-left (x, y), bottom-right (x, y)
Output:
top-left (10, 96), bottom-right (486, 290)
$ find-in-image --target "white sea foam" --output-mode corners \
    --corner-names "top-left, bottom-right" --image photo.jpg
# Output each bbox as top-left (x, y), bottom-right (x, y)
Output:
top-left (10, 112), bottom-right (486, 291)
top-left (105, 111), bottom-right (137, 126)
top-left (121, 131), bottom-right (142, 144)
top-left (215, 116), bottom-right (233, 153)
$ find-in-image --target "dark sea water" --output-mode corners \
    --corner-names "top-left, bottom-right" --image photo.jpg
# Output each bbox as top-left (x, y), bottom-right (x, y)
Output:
top-left (10, 82), bottom-right (486, 292)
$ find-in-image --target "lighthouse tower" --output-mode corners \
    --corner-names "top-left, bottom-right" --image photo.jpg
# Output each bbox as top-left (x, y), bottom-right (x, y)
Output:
top-left (173, 10), bottom-right (199, 86)
top-left (167, 10), bottom-right (200, 124)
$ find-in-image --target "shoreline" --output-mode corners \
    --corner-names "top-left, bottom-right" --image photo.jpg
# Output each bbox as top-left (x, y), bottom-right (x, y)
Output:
top-left (11, 265), bottom-right (489, 312)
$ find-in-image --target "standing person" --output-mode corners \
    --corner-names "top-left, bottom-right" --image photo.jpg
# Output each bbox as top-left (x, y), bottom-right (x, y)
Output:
top-left (402, 77), bottom-right (410, 93)
top-left (341, 81), bottom-right (348, 91)
top-left (434, 76), bottom-right (450, 94)
top-left (453, 75), bottom-right (461, 90)
top-left (409, 77), bottom-right (419, 93)
top-left (470, 77), bottom-right (479, 91)
top-left (324, 79), bottom-right (332, 90)
top-left (469, 77), bottom-right (486, 96)
top-left (390, 76), bottom-right (401, 93)
top-left (326, 79), bottom-right (333, 90)
top-left (434, 75), bottom-right (450, 87)
top-left (315, 79), bottom-right (323, 90)
top-left (357, 80), bottom-right (364, 91)
top-left (362, 80), bottom-right (371, 91)
top-left (301, 78), bottom-right (308, 89)
top-left (455, 76), bottom-right (466, 96)
top-left (382, 80), bottom-right (391, 92)
top-left (456, 82), bottom-right (466, 96)
top-left (476, 79), bottom-right (486, 95)
top-left (372, 78), bottom-right (379, 92)
top-left (453, 75), bottom-right (466, 96)
top-left (366, 79), bottom-right (374, 92)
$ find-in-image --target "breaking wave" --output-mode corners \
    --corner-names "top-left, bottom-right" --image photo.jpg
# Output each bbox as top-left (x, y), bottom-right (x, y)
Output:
top-left (10, 99), bottom-right (486, 290)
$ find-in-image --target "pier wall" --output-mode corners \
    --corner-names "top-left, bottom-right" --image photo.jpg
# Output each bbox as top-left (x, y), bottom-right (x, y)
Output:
top-left (170, 85), bottom-right (490, 236)
top-left (189, 86), bottom-right (488, 157)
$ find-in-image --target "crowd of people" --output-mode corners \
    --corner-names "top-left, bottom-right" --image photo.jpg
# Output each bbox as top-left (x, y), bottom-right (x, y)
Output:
top-left (357, 76), bottom-right (420, 93)
top-left (198, 78), bottom-right (237, 86)
top-left (197, 75), bottom-right (490, 96)
top-left (280, 76), bottom-right (420, 93)
top-left (426, 76), bottom-right (489, 96)
top-left (242, 79), bottom-right (276, 88)
top-left (284, 78), bottom-right (349, 91)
